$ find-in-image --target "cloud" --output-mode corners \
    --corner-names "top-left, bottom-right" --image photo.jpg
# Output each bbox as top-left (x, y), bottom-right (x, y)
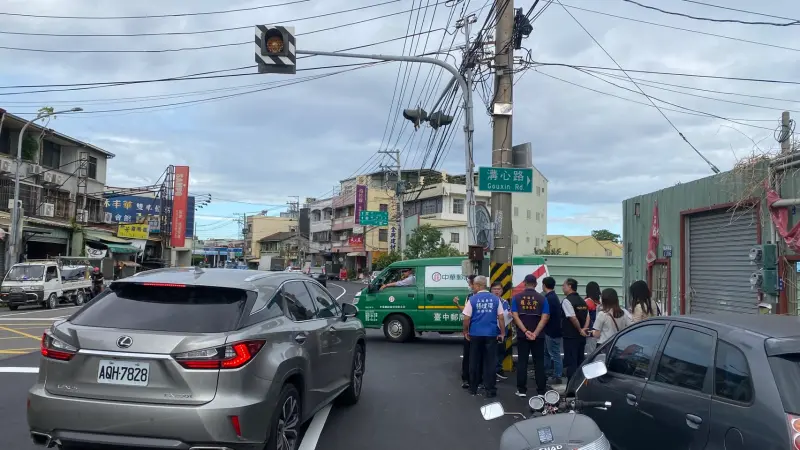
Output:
top-left (0, 0), bottom-right (795, 238)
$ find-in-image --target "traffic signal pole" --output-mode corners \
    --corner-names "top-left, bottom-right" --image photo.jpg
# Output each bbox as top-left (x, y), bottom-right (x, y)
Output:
top-left (294, 49), bottom-right (476, 246)
top-left (489, 0), bottom-right (516, 373)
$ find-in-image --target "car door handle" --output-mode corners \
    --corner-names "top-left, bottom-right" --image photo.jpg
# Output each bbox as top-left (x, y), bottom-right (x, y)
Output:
top-left (626, 393), bottom-right (637, 406)
top-left (426, 294), bottom-right (434, 301)
top-left (294, 333), bottom-right (307, 344)
top-left (685, 414), bottom-right (702, 429)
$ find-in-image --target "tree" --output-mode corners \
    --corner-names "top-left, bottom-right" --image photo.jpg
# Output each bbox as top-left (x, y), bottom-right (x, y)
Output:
top-left (534, 245), bottom-right (568, 255)
top-left (374, 251), bottom-right (402, 270)
top-left (592, 229), bottom-right (620, 243)
top-left (404, 224), bottom-right (463, 259)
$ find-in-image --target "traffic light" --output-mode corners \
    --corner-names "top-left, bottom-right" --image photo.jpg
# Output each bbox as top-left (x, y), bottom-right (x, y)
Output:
top-left (428, 111), bottom-right (454, 130)
top-left (402, 108), bottom-right (428, 129)
top-left (255, 25), bottom-right (296, 75)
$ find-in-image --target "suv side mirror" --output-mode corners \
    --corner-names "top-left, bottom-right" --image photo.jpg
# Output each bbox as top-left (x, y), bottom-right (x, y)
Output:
top-left (341, 303), bottom-right (359, 319)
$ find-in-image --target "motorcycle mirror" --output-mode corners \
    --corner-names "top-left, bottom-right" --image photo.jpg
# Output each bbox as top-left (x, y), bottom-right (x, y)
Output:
top-left (581, 360), bottom-right (608, 380)
top-left (480, 402), bottom-right (505, 420)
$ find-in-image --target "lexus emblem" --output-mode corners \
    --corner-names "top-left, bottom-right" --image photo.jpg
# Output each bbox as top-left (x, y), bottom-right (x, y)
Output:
top-left (116, 336), bottom-right (133, 349)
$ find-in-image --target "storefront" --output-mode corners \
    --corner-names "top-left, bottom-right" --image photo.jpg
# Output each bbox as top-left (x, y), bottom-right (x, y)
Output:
top-left (84, 231), bottom-right (140, 278)
top-left (23, 219), bottom-right (71, 260)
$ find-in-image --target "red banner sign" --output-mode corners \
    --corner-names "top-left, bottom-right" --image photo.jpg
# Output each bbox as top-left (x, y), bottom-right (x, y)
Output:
top-left (170, 166), bottom-right (190, 248)
top-left (348, 235), bottom-right (364, 246)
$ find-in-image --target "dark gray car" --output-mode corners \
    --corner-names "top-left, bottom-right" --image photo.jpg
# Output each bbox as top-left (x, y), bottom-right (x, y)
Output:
top-left (569, 312), bottom-right (800, 450)
top-left (28, 267), bottom-right (366, 450)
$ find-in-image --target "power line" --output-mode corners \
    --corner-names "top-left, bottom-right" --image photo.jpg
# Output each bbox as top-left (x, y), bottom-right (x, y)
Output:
top-left (560, 3), bottom-right (800, 54)
top-left (0, 1), bottom-right (400, 37)
top-left (0, 2), bottom-right (446, 53)
top-left (680, 0), bottom-right (800, 23)
top-left (0, 30), bottom-right (447, 97)
top-left (0, 0), bottom-right (308, 20)
top-left (622, 0), bottom-right (799, 26)
top-left (556, 0), bottom-right (720, 173)
top-left (532, 61), bottom-right (800, 86)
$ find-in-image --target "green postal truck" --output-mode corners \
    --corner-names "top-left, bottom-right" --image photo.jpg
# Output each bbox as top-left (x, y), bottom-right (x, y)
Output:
top-left (354, 255), bottom-right (549, 342)
top-left (354, 257), bottom-right (469, 342)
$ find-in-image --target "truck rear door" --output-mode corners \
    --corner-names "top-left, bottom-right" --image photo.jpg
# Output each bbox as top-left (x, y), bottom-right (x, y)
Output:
top-left (419, 265), bottom-right (468, 331)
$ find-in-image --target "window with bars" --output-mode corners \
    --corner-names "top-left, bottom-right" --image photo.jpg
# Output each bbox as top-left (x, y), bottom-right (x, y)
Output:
top-left (88, 156), bottom-right (98, 179)
top-left (451, 233), bottom-right (459, 243)
top-left (379, 204), bottom-right (388, 212)
top-left (40, 189), bottom-right (70, 219)
top-left (0, 178), bottom-right (37, 214)
top-left (378, 229), bottom-right (388, 242)
top-left (41, 141), bottom-right (61, 169)
top-left (452, 198), bottom-right (464, 215)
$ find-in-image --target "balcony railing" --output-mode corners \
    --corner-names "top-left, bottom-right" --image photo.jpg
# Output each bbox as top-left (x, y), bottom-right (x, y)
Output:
top-left (331, 216), bottom-right (354, 231)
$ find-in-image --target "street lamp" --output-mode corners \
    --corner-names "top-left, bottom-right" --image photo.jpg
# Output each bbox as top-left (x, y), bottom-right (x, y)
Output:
top-left (6, 107), bottom-right (83, 269)
top-left (192, 195), bottom-right (211, 266)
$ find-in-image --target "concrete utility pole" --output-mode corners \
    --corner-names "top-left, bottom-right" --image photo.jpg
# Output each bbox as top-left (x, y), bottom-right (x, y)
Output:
top-left (489, 0), bottom-right (516, 374)
top-left (287, 196), bottom-right (301, 264)
top-left (781, 111), bottom-right (792, 154)
top-left (378, 149), bottom-right (402, 254)
top-left (457, 14), bottom-right (478, 248)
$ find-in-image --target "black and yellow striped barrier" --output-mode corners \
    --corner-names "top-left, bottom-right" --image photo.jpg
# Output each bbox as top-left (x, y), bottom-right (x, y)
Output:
top-left (490, 262), bottom-right (514, 372)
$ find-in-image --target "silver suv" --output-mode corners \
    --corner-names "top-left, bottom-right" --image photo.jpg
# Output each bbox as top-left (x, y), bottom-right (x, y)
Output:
top-left (28, 267), bottom-right (366, 450)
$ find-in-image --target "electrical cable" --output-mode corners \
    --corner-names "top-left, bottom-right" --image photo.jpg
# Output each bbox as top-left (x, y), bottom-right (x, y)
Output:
top-left (560, 3), bottom-right (800, 54)
top-left (622, 0), bottom-right (799, 26)
top-left (0, 1), bottom-right (400, 37)
top-left (0, 2), bottom-right (447, 53)
top-left (680, 0), bottom-right (800, 23)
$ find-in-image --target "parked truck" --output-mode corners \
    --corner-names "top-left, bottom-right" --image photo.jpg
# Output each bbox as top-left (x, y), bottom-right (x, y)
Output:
top-left (258, 255), bottom-right (286, 271)
top-left (0, 257), bottom-right (99, 310)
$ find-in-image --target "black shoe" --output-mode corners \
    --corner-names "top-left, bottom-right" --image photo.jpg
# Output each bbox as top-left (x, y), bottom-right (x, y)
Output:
top-left (486, 391), bottom-right (497, 398)
top-left (496, 371), bottom-right (508, 380)
top-left (461, 381), bottom-right (470, 389)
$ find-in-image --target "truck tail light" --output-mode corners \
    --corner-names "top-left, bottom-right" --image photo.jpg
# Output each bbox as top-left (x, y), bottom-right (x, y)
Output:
top-left (173, 340), bottom-right (265, 370)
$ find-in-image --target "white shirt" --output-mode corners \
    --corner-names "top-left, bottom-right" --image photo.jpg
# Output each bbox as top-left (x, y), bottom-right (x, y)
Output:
top-left (395, 274), bottom-right (416, 286)
top-left (594, 310), bottom-right (633, 344)
top-left (561, 298), bottom-right (575, 317)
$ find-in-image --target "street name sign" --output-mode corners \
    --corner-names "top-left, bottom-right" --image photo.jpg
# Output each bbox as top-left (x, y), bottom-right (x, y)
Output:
top-left (360, 210), bottom-right (389, 226)
top-left (478, 167), bottom-right (533, 193)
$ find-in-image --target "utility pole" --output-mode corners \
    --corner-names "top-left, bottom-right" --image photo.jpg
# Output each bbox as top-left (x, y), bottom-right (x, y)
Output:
top-left (781, 111), bottom-right (792, 154)
top-left (490, 0), bottom-right (516, 374)
top-left (287, 196), bottom-right (301, 265)
top-left (457, 14), bottom-right (478, 248)
top-left (378, 149), bottom-right (402, 254)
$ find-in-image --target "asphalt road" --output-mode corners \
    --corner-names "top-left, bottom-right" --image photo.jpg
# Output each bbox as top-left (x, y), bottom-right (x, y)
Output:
top-left (0, 281), bottom-right (534, 450)
top-left (0, 304), bottom-right (84, 360)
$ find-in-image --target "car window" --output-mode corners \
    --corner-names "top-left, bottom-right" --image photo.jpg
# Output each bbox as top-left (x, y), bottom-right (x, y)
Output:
top-left (281, 281), bottom-right (318, 321)
top-left (70, 284), bottom-right (253, 333)
top-left (717, 340), bottom-right (754, 403)
top-left (306, 282), bottom-right (341, 319)
top-left (607, 324), bottom-right (665, 378)
top-left (653, 326), bottom-right (713, 392)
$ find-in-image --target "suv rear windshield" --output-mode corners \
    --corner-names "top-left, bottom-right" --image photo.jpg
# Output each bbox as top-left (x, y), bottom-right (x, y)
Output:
top-left (769, 354), bottom-right (800, 414)
top-left (70, 283), bottom-right (253, 333)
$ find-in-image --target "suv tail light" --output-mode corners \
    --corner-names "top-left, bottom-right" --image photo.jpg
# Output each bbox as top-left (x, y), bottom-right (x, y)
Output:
top-left (41, 332), bottom-right (78, 361)
top-left (788, 414), bottom-right (800, 449)
top-left (173, 340), bottom-right (265, 370)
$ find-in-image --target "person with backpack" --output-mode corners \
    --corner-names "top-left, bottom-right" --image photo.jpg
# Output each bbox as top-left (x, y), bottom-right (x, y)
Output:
top-left (584, 281), bottom-right (601, 354)
top-left (629, 280), bottom-right (660, 322)
top-left (592, 288), bottom-right (633, 345)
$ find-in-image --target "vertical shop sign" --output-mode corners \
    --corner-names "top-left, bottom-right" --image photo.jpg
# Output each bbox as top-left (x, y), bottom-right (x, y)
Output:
top-left (354, 184), bottom-right (367, 224)
top-left (170, 166), bottom-right (190, 248)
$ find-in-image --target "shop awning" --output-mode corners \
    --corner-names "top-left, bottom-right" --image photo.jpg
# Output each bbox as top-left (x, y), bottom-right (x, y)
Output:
top-left (85, 233), bottom-right (132, 244)
top-left (104, 243), bottom-right (140, 254)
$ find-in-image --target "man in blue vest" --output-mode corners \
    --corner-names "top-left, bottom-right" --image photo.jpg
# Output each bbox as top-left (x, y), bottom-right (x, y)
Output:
top-left (462, 275), bottom-right (506, 398)
top-left (511, 274), bottom-right (550, 397)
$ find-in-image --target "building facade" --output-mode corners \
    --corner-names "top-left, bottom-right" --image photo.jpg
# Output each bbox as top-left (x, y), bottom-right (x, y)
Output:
top-left (0, 110), bottom-right (115, 272)
top-left (546, 235), bottom-right (623, 257)
top-left (307, 197), bottom-right (333, 265)
top-left (403, 167), bottom-right (548, 255)
top-left (244, 215), bottom-right (297, 263)
top-left (621, 159), bottom-right (800, 317)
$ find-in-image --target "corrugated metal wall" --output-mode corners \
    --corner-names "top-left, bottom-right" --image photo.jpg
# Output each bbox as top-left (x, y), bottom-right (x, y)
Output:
top-left (622, 162), bottom-right (769, 315)
top-left (687, 210), bottom-right (758, 314)
top-left (538, 255), bottom-right (624, 302)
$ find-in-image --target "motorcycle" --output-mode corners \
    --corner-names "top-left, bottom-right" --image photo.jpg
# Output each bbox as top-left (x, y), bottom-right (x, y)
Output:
top-left (480, 360), bottom-right (613, 450)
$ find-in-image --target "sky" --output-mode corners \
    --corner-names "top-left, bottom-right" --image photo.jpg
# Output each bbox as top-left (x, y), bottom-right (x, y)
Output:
top-left (0, 0), bottom-right (796, 240)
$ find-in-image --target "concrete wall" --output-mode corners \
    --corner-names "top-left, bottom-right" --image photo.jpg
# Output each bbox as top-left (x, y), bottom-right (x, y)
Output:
top-left (247, 216), bottom-right (296, 258)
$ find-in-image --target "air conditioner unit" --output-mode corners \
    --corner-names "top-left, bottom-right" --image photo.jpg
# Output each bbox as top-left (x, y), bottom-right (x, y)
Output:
top-left (28, 165), bottom-right (42, 176)
top-left (39, 202), bottom-right (55, 218)
top-left (42, 172), bottom-right (57, 185)
top-left (103, 212), bottom-right (113, 223)
top-left (76, 209), bottom-right (89, 223)
top-left (7, 199), bottom-right (21, 209)
top-left (0, 159), bottom-right (12, 174)
top-left (55, 174), bottom-right (66, 186)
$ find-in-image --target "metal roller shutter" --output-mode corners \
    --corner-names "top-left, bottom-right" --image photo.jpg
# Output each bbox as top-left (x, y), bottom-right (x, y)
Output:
top-left (687, 209), bottom-right (759, 314)
top-left (0, 239), bottom-right (5, 276)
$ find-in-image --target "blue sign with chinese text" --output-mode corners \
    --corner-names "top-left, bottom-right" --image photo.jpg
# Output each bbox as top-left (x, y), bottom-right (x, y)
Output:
top-left (103, 195), bottom-right (195, 237)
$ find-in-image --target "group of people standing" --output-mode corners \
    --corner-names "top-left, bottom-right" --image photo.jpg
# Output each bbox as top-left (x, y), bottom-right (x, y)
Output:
top-left (454, 274), bottom-right (661, 399)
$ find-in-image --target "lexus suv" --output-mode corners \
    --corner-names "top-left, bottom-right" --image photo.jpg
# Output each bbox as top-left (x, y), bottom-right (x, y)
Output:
top-left (28, 267), bottom-right (366, 450)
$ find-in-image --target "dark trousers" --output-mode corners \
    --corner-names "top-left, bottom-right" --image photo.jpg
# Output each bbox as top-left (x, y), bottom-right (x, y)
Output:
top-left (516, 337), bottom-right (547, 395)
top-left (563, 336), bottom-right (586, 382)
top-left (468, 336), bottom-right (497, 395)
top-left (461, 338), bottom-right (474, 382)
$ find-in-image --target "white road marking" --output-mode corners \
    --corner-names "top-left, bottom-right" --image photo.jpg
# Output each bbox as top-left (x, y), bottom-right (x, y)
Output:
top-left (0, 306), bottom-right (80, 318)
top-left (0, 317), bottom-right (66, 321)
top-left (298, 404), bottom-right (332, 450)
top-left (0, 367), bottom-right (38, 373)
top-left (328, 283), bottom-right (347, 300)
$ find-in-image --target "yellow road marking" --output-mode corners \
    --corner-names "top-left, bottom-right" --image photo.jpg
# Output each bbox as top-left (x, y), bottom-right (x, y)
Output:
top-left (0, 336), bottom-right (27, 340)
top-left (8, 327), bottom-right (48, 331)
top-left (0, 348), bottom-right (37, 354)
top-left (0, 325), bottom-right (41, 341)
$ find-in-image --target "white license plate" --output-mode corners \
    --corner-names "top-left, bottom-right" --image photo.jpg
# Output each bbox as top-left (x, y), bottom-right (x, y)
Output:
top-left (97, 360), bottom-right (150, 386)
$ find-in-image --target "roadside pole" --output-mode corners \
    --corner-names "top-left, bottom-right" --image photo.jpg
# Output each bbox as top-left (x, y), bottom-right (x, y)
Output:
top-left (378, 149), bottom-right (403, 255)
top-left (253, 24), bottom-right (476, 245)
top-left (488, 0), bottom-right (516, 373)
